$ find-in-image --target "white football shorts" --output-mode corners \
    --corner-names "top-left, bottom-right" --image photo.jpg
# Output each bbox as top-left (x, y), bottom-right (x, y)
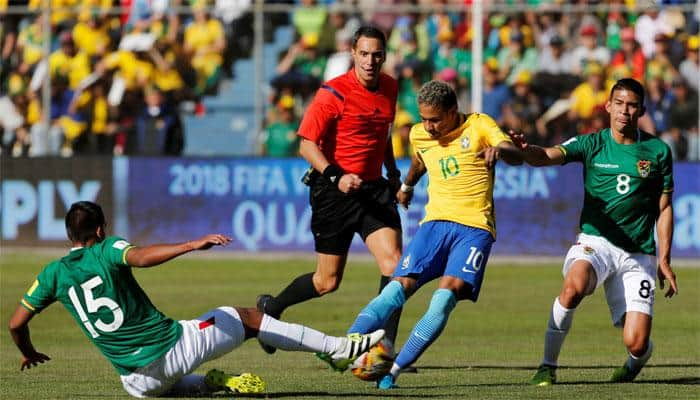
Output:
top-left (120, 306), bottom-right (245, 398)
top-left (563, 233), bottom-right (657, 327)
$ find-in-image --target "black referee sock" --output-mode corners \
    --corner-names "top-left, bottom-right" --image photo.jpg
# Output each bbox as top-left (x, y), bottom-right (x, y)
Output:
top-left (379, 275), bottom-right (402, 344)
top-left (267, 273), bottom-right (320, 318)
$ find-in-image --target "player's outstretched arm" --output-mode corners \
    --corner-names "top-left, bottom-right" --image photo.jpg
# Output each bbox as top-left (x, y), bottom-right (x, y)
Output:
top-left (9, 305), bottom-right (51, 371)
top-left (507, 131), bottom-right (565, 166)
top-left (477, 139), bottom-right (525, 169)
top-left (656, 193), bottom-right (678, 298)
top-left (126, 234), bottom-right (232, 268)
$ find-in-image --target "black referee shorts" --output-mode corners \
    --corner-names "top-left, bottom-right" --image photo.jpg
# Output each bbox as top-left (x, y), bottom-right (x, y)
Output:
top-left (309, 176), bottom-right (401, 255)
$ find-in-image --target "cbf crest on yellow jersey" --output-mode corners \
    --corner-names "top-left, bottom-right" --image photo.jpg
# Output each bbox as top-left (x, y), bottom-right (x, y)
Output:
top-left (410, 113), bottom-right (512, 238)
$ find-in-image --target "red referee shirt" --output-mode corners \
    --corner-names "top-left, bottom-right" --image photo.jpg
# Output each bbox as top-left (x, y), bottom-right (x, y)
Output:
top-left (298, 69), bottom-right (398, 181)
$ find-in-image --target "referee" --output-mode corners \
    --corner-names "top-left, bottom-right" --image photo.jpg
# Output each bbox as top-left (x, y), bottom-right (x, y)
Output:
top-left (257, 26), bottom-right (404, 353)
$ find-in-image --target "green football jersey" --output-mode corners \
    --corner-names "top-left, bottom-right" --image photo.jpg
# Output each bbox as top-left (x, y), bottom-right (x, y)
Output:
top-left (21, 236), bottom-right (182, 375)
top-left (560, 129), bottom-right (674, 255)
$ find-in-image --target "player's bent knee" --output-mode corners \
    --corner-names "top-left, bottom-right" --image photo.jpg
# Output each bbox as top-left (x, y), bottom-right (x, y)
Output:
top-left (378, 259), bottom-right (399, 276)
top-left (235, 307), bottom-right (263, 338)
top-left (314, 277), bottom-right (341, 295)
top-left (623, 333), bottom-right (649, 357)
top-left (560, 283), bottom-right (587, 307)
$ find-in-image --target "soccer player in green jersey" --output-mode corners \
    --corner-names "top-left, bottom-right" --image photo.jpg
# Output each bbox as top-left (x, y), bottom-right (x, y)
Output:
top-left (509, 78), bottom-right (679, 385)
top-left (8, 201), bottom-right (384, 398)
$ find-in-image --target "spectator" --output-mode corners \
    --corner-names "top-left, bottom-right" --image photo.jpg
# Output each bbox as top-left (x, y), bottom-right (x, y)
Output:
top-left (386, 15), bottom-right (420, 78)
top-left (134, 85), bottom-right (183, 155)
top-left (533, 33), bottom-right (579, 109)
top-left (292, 0), bottom-right (327, 38)
top-left (263, 94), bottom-right (300, 157)
top-left (645, 72), bottom-right (674, 135)
top-left (43, 75), bottom-right (79, 157)
top-left (214, 0), bottom-right (252, 77)
top-left (499, 14), bottom-right (535, 50)
top-left (48, 32), bottom-right (92, 96)
top-left (318, 3), bottom-right (360, 54)
top-left (390, 110), bottom-right (413, 159)
top-left (652, 33), bottom-right (679, 70)
top-left (634, 3), bottom-right (674, 59)
top-left (666, 77), bottom-right (698, 160)
top-left (486, 13), bottom-right (506, 57)
top-left (0, 74), bottom-right (30, 157)
top-left (679, 35), bottom-right (699, 92)
top-left (497, 29), bottom-right (538, 86)
top-left (85, 79), bottom-right (115, 155)
top-left (537, 34), bottom-right (573, 75)
top-left (183, 1), bottom-right (226, 97)
top-left (149, 1), bottom-right (180, 46)
top-left (323, 29), bottom-right (353, 82)
top-left (610, 27), bottom-right (645, 82)
top-left (502, 70), bottom-right (543, 145)
top-left (72, 11), bottom-right (111, 60)
top-left (569, 24), bottom-right (610, 76)
top-left (532, 11), bottom-right (561, 50)
top-left (432, 27), bottom-right (471, 100)
top-left (15, 14), bottom-right (46, 76)
top-left (151, 38), bottom-right (189, 104)
top-left (568, 62), bottom-right (611, 134)
top-left (271, 32), bottom-right (327, 99)
top-left (127, 0), bottom-right (155, 32)
top-left (396, 60), bottom-right (424, 124)
top-left (482, 57), bottom-right (510, 125)
top-left (605, 11), bottom-right (625, 52)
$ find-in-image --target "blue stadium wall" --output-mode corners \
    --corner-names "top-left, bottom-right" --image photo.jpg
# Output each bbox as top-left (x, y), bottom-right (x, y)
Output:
top-left (1, 157), bottom-right (699, 258)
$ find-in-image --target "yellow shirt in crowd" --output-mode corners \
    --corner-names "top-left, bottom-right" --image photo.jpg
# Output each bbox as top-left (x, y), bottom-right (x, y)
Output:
top-left (103, 50), bottom-right (154, 90)
top-left (569, 80), bottom-right (614, 119)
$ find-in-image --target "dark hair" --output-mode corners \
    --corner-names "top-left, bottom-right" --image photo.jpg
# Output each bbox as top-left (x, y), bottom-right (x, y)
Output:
top-left (417, 80), bottom-right (458, 111)
top-left (351, 26), bottom-right (386, 50)
top-left (65, 201), bottom-right (105, 243)
top-left (610, 78), bottom-right (645, 105)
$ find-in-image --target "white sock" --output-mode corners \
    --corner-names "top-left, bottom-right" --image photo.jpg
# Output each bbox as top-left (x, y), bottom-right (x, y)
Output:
top-left (389, 362), bottom-right (401, 379)
top-left (257, 314), bottom-right (342, 353)
top-left (625, 340), bottom-right (653, 373)
top-left (168, 374), bottom-right (212, 396)
top-left (542, 297), bottom-right (576, 367)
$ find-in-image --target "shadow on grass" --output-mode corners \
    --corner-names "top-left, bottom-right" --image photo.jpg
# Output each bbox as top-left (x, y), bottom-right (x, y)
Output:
top-left (72, 375), bottom-right (700, 399)
top-left (417, 363), bottom-right (700, 371)
top-left (553, 376), bottom-right (700, 386)
top-left (208, 392), bottom-right (446, 398)
top-left (391, 375), bottom-right (700, 391)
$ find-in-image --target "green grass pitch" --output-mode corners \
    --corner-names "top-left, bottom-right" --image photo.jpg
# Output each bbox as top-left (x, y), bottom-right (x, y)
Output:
top-left (1, 251), bottom-right (698, 399)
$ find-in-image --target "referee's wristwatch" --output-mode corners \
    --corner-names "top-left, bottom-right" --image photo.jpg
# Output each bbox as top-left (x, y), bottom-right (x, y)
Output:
top-left (322, 164), bottom-right (344, 187)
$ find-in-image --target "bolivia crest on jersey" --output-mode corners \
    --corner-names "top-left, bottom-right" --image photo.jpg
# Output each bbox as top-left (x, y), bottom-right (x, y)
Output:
top-left (636, 160), bottom-right (651, 178)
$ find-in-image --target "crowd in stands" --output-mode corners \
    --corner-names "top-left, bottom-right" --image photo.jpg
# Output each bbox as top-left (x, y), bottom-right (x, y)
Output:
top-left (265, 0), bottom-right (699, 161)
top-left (0, 0), bottom-right (255, 156)
top-left (1, 1), bottom-right (698, 160)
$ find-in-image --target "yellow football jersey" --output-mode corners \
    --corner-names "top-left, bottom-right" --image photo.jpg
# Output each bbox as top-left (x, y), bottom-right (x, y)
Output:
top-left (410, 112), bottom-right (512, 238)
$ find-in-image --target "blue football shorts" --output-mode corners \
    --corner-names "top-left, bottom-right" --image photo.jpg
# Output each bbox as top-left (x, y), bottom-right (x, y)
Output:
top-left (393, 220), bottom-right (494, 301)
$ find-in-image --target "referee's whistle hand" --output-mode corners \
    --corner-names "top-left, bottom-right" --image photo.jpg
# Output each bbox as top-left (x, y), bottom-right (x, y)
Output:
top-left (339, 174), bottom-right (362, 193)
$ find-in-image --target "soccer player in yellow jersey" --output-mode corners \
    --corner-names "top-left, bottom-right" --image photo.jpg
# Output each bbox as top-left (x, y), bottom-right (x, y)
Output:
top-left (338, 80), bottom-right (524, 389)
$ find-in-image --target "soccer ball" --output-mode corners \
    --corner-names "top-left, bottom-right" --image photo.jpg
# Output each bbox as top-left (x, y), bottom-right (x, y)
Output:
top-left (350, 339), bottom-right (395, 381)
